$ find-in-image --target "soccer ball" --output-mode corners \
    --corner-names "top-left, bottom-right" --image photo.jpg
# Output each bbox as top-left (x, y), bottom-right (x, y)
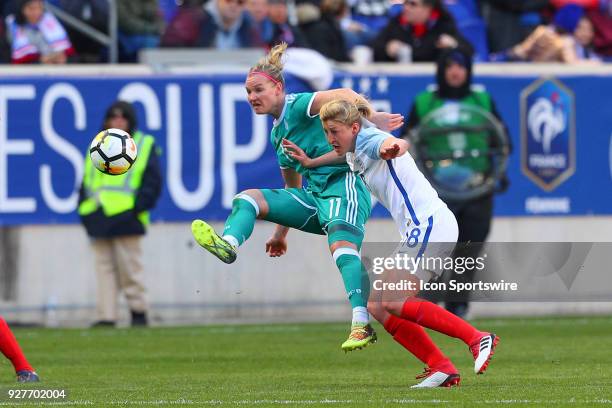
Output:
top-left (89, 128), bottom-right (138, 175)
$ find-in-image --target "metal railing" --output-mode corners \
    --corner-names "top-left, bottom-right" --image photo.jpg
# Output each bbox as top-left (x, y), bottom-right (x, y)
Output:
top-left (45, 0), bottom-right (118, 63)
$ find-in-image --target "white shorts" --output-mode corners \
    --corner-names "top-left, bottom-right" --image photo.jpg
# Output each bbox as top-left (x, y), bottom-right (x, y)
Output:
top-left (395, 205), bottom-right (459, 282)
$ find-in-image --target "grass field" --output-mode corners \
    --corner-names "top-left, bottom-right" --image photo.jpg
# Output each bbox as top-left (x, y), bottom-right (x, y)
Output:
top-left (1, 316), bottom-right (612, 407)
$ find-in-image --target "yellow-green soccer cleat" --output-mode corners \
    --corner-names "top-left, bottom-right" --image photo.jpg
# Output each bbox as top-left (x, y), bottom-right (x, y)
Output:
top-left (341, 323), bottom-right (377, 352)
top-left (191, 219), bottom-right (237, 264)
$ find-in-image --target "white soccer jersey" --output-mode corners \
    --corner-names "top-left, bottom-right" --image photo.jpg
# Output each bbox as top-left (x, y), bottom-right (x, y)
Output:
top-left (345, 124), bottom-right (447, 240)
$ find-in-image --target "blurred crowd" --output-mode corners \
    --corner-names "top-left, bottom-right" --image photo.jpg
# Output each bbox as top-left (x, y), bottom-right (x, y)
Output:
top-left (0, 0), bottom-right (610, 64)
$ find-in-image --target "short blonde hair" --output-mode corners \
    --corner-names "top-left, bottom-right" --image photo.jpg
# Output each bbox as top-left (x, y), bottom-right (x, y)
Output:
top-left (248, 42), bottom-right (288, 87)
top-left (320, 99), bottom-right (372, 126)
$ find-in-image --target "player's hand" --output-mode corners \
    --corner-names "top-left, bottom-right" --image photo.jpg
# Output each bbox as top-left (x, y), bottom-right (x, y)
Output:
top-left (370, 112), bottom-right (404, 132)
top-left (266, 235), bottom-right (287, 257)
top-left (380, 143), bottom-right (401, 160)
top-left (282, 139), bottom-right (313, 167)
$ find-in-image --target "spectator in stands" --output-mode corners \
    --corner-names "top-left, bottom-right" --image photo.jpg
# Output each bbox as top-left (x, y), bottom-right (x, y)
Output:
top-left (59, 0), bottom-right (109, 63)
top-left (443, 0), bottom-right (489, 61)
top-left (78, 101), bottom-right (162, 328)
top-left (339, 4), bottom-right (376, 50)
top-left (550, 0), bottom-right (612, 58)
top-left (297, 0), bottom-right (351, 61)
top-left (201, 0), bottom-right (264, 48)
top-left (495, 4), bottom-right (601, 63)
top-left (350, 0), bottom-right (392, 35)
top-left (160, 0), bottom-right (205, 47)
top-left (402, 48), bottom-right (510, 318)
top-left (117, 0), bottom-right (164, 62)
top-left (0, 17), bottom-right (10, 63)
top-left (162, 0), bottom-right (262, 48)
top-left (247, 0), bottom-right (274, 44)
top-left (5, 0), bottom-right (74, 64)
top-left (371, 0), bottom-right (473, 62)
top-left (588, 7), bottom-right (612, 58)
top-left (479, 0), bottom-right (549, 54)
top-left (158, 0), bottom-right (180, 23)
top-left (267, 0), bottom-right (309, 48)
top-left (550, 0), bottom-right (605, 10)
top-left (248, 0), bottom-right (270, 24)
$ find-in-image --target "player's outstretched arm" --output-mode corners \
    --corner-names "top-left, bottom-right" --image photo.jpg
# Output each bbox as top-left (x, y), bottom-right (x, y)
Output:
top-left (282, 139), bottom-right (345, 168)
top-left (310, 88), bottom-right (359, 116)
top-left (310, 89), bottom-right (404, 132)
top-left (379, 138), bottom-right (410, 160)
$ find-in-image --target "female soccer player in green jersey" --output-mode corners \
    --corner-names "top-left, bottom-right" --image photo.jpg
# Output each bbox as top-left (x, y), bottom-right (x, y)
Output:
top-left (191, 43), bottom-right (403, 351)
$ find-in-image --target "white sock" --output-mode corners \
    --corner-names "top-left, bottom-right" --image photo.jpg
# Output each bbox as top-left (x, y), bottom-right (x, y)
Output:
top-left (222, 235), bottom-right (239, 248)
top-left (352, 306), bottom-right (369, 325)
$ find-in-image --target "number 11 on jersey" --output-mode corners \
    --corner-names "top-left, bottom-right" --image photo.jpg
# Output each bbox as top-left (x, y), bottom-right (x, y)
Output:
top-left (329, 198), bottom-right (341, 218)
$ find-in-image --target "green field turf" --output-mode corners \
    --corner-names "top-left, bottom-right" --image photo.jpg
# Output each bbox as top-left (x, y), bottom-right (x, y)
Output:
top-left (1, 316), bottom-right (612, 407)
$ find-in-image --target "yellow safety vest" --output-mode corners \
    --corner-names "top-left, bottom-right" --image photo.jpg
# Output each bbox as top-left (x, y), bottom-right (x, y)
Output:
top-left (78, 131), bottom-right (156, 226)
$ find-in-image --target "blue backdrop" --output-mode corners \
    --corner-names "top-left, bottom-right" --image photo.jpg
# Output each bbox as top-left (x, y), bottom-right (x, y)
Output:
top-left (0, 71), bottom-right (610, 225)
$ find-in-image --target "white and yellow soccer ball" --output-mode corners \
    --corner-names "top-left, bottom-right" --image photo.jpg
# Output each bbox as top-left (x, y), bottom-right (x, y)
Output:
top-left (89, 128), bottom-right (137, 175)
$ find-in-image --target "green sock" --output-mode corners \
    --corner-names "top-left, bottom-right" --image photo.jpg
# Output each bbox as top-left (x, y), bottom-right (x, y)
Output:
top-left (360, 263), bottom-right (371, 305)
top-left (335, 252), bottom-right (368, 309)
top-left (222, 195), bottom-right (258, 246)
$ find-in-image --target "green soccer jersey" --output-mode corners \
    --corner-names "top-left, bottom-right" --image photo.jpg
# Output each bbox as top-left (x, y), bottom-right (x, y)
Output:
top-left (270, 92), bottom-right (351, 193)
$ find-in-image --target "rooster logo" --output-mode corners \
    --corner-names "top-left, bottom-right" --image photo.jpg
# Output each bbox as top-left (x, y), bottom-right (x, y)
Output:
top-left (521, 78), bottom-right (575, 191)
top-left (527, 93), bottom-right (566, 154)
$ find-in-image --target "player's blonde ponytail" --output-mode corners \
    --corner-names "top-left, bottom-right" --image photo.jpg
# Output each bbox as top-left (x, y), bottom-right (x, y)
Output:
top-left (320, 98), bottom-right (371, 126)
top-left (354, 97), bottom-right (373, 120)
top-left (249, 42), bottom-right (288, 87)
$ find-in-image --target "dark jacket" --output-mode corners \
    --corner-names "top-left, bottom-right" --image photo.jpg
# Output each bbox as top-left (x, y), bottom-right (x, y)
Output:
top-left (371, 8), bottom-right (473, 62)
top-left (78, 139), bottom-right (162, 238)
top-left (479, 0), bottom-right (549, 53)
top-left (60, 0), bottom-right (109, 31)
top-left (300, 14), bottom-right (350, 62)
top-left (116, 0), bottom-right (164, 35)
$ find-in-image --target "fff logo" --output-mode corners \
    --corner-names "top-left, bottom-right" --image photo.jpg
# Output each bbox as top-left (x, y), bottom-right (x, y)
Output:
top-left (521, 77), bottom-right (576, 191)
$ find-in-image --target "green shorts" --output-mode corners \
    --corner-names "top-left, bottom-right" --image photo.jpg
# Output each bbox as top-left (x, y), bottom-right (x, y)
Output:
top-left (261, 172), bottom-right (371, 248)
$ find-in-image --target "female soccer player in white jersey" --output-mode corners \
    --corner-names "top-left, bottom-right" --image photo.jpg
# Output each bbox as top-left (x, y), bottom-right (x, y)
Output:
top-left (191, 43), bottom-right (404, 351)
top-left (283, 99), bottom-right (499, 388)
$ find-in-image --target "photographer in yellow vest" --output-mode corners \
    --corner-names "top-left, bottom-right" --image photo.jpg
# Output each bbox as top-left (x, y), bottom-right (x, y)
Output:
top-left (78, 101), bottom-right (162, 327)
